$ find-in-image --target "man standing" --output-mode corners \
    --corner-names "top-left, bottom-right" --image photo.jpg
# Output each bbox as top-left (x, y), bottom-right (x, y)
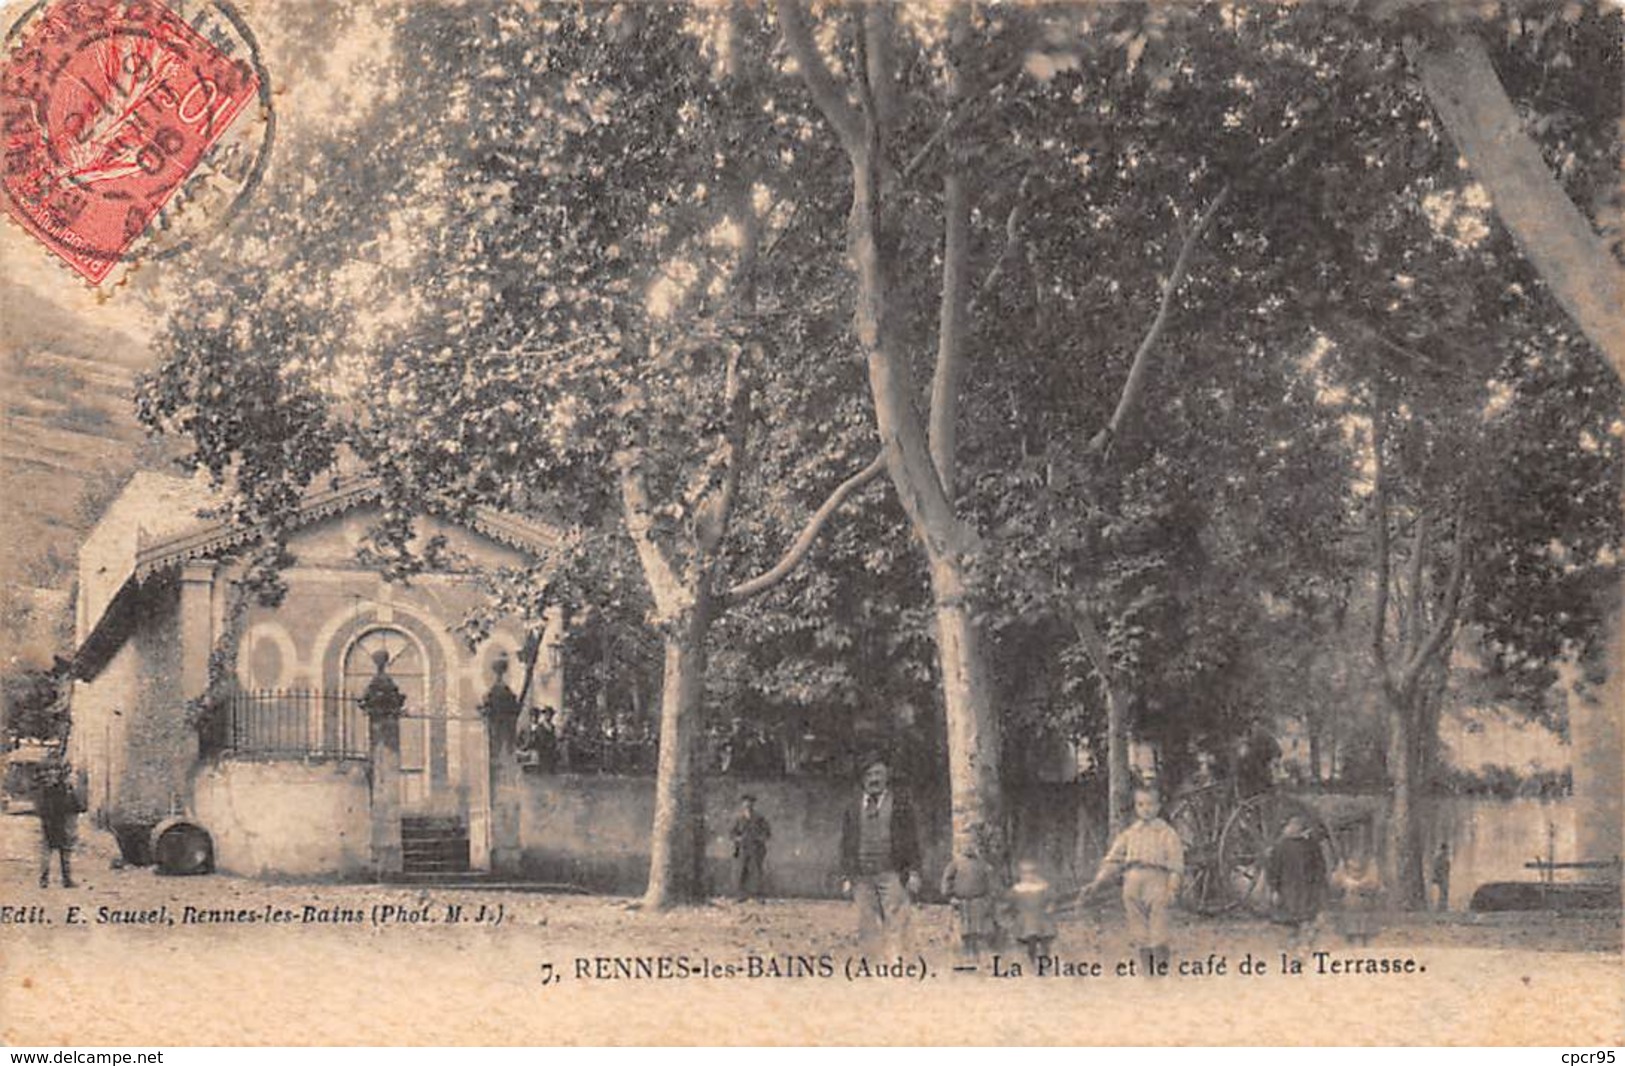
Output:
top-left (527, 706), bottom-right (560, 773)
top-left (35, 752), bottom-right (80, 889)
top-left (1431, 842), bottom-right (1452, 912)
top-left (1233, 723), bottom-right (1281, 799)
top-left (730, 794), bottom-right (772, 902)
top-left (838, 756), bottom-right (922, 953)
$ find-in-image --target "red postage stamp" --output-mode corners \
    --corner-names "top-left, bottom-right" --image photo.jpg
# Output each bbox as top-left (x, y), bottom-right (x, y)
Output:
top-left (1, 0), bottom-right (262, 284)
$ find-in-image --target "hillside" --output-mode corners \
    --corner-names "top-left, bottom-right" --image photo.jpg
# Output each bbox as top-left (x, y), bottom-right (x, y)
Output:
top-left (0, 290), bottom-right (159, 586)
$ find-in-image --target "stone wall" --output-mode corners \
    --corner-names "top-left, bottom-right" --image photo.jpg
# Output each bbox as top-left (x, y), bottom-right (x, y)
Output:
top-left (192, 759), bottom-right (372, 879)
top-left (163, 762), bottom-right (1598, 904)
top-left (515, 773), bottom-right (935, 897)
top-left (514, 774), bottom-right (1105, 899)
top-left (69, 639), bottom-right (132, 826)
top-left (1287, 789), bottom-right (1601, 909)
top-left (519, 773), bottom-right (820, 896)
top-left (511, 776), bottom-right (1598, 907)
top-left (70, 582), bottom-right (194, 827)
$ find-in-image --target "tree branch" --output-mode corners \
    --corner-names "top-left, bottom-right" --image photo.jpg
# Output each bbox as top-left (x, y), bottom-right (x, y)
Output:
top-left (900, 110), bottom-right (958, 186)
top-left (971, 172), bottom-right (1034, 315)
top-left (757, 200), bottom-right (802, 265)
top-left (1412, 29), bottom-right (1625, 380)
top-left (1329, 312), bottom-right (1476, 382)
top-left (928, 177), bottom-right (970, 498)
top-left (724, 451), bottom-right (886, 604)
top-left (1069, 602), bottom-right (1116, 684)
top-left (862, 3), bottom-right (898, 134)
top-left (849, 5), bottom-right (882, 149)
top-left (1370, 400), bottom-right (1394, 695)
top-left (776, 0), bottom-right (863, 154)
top-left (781, 0), bottom-right (965, 566)
top-left (618, 453), bottom-right (688, 620)
top-left (515, 627), bottom-right (543, 708)
top-left (694, 345), bottom-right (750, 559)
top-left (1404, 502), bottom-right (1470, 688)
top-left (1402, 505), bottom-right (1430, 660)
top-left (1370, 326), bottom-right (1465, 379)
top-left (1088, 182), bottom-right (1233, 455)
top-left (928, 2), bottom-right (973, 501)
top-left (693, 182), bottom-right (764, 562)
top-left (899, 51), bottom-right (1030, 185)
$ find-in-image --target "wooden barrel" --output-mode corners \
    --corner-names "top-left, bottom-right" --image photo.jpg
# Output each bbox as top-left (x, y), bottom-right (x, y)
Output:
top-left (110, 819), bottom-right (158, 865)
top-left (151, 818), bottom-right (214, 876)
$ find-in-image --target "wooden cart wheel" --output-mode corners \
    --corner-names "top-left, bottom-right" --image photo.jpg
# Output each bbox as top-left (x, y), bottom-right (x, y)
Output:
top-left (1219, 793), bottom-right (1340, 916)
top-left (1166, 784), bottom-right (1235, 914)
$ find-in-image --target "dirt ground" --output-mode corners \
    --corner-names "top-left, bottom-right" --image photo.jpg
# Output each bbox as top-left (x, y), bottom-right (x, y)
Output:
top-left (1, 815), bottom-right (1619, 1046)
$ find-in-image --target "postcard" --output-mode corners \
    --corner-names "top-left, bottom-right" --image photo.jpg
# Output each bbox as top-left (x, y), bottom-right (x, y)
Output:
top-left (2, 0), bottom-right (1620, 1046)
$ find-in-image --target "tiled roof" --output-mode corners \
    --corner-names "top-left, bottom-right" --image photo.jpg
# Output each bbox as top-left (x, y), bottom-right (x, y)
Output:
top-left (73, 474), bottom-right (566, 680)
top-left (131, 478), bottom-right (566, 580)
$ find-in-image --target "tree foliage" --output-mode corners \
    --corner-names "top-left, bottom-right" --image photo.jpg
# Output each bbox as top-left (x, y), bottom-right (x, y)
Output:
top-left (132, 0), bottom-right (1622, 905)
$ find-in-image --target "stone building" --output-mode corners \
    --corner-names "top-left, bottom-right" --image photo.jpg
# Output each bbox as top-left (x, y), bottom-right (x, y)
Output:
top-left (69, 472), bottom-right (564, 879)
top-left (64, 472), bottom-right (948, 896)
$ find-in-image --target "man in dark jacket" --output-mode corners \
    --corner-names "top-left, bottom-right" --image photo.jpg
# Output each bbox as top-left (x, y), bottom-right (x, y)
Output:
top-left (1431, 842), bottom-right (1452, 912)
top-left (730, 794), bottom-right (772, 902)
top-left (1233, 723), bottom-right (1282, 799)
top-left (522, 706), bottom-right (560, 773)
top-left (35, 754), bottom-right (80, 888)
top-left (838, 756), bottom-right (922, 952)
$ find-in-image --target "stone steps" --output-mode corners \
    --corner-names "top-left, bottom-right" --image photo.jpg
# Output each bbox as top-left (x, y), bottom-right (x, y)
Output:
top-left (400, 815), bottom-right (470, 875)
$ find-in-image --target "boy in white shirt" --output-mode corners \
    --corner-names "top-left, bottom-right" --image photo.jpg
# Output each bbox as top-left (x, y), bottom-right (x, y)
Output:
top-left (1082, 786), bottom-right (1185, 976)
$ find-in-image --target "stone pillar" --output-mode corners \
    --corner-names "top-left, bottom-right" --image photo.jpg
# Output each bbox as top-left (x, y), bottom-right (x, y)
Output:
top-left (481, 655), bottom-right (523, 878)
top-left (1571, 611), bottom-right (1623, 883)
top-left (178, 563), bottom-right (215, 702)
top-left (150, 562), bottom-right (216, 815)
top-left (360, 650), bottom-right (407, 879)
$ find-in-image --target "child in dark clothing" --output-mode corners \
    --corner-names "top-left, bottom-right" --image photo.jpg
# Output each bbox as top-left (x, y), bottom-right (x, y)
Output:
top-left (1267, 815), bottom-right (1328, 940)
top-left (940, 841), bottom-right (998, 958)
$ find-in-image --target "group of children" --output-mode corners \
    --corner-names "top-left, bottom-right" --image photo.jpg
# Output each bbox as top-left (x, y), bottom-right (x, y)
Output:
top-left (939, 785), bottom-right (1388, 970)
top-left (938, 786), bottom-right (1182, 969)
top-left (939, 845), bottom-right (1060, 963)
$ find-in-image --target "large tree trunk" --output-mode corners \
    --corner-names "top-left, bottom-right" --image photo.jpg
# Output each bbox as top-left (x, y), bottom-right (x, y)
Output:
top-left (853, 154), bottom-right (1004, 861)
top-left (1415, 663), bottom-right (1447, 795)
top-left (930, 553), bottom-right (1003, 855)
top-left (1413, 30), bottom-right (1625, 379)
top-left (643, 605), bottom-right (712, 908)
top-left (1072, 609), bottom-right (1133, 838)
top-left (778, 0), bottom-right (1005, 863)
top-left (621, 459), bottom-right (716, 910)
top-left (1104, 683), bottom-right (1132, 838)
top-left (1368, 424), bottom-right (1467, 910)
top-left (1384, 684), bottom-right (1428, 909)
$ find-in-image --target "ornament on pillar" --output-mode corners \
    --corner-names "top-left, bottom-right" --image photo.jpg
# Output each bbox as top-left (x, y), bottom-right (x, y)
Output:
top-left (480, 653), bottom-right (522, 727)
top-left (359, 649), bottom-right (407, 720)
